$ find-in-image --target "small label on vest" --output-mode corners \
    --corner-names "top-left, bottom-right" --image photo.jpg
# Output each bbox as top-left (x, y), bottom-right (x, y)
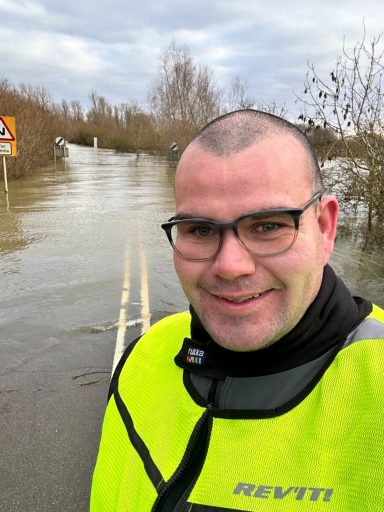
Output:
top-left (186, 346), bottom-right (207, 365)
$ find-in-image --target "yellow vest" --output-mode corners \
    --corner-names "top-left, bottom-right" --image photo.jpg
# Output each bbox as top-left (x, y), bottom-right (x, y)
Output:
top-left (91, 305), bottom-right (384, 511)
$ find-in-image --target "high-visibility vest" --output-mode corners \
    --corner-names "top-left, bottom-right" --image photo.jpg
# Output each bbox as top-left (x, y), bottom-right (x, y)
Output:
top-left (91, 305), bottom-right (384, 511)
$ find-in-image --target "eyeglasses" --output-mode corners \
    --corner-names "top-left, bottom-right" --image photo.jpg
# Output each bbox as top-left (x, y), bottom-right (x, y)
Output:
top-left (161, 191), bottom-right (322, 261)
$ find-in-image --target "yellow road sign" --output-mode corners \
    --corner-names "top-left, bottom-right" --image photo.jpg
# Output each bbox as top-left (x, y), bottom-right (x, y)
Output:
top-left (0, 116), bottom-right (17, 156)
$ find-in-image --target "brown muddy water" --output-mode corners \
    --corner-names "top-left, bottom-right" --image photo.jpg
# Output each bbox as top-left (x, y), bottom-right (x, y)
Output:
top-left (0, 143), bottom-right (382, 511)
top-left (1, 143), bottom-right (383, 348)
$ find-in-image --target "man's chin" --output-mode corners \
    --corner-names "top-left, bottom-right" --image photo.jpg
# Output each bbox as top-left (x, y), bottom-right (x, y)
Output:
top-left (201, 321), bottom-right (280, 352)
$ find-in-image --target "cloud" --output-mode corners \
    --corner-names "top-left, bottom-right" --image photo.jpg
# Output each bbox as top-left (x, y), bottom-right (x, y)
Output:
top-left (1, 0), bottom-right (383, 113)
top-left (0, 0), bottom-right (46, 19)
top-left (1, 27), bottom-right (103, 76)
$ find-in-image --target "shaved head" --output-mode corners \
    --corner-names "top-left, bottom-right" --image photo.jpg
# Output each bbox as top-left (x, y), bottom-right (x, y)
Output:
top-left (188, 109), bottom-right (323, 192)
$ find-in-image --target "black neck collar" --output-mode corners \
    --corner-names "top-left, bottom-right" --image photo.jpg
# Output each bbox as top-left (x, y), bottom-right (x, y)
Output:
top-left (175, 265), bottom-right (372, 378)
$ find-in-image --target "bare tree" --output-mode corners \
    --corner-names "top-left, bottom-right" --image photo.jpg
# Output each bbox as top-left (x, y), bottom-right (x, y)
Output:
top-left (225, 76), bottom-right (288, 119)
top-left (60, 99), bottom-right (71, 120)
top-left (87, 92), bottom-right (113, 124)
top-left (297, 29), bottom-right (384, 231)
top-left (149, 41), bottom-right (221, 150)
top-left (116, 101), bottom-right (148, 154)
top-left (0, 76), bottom-right (13, 94)
top-left (257, 101), bottom-right (288, 118)
top-left (227, 76), bottom-right (255, 111)
top-left (70, 100), bottom-right (84, 122)
top-left (19, 83), bottom-right (53, 110)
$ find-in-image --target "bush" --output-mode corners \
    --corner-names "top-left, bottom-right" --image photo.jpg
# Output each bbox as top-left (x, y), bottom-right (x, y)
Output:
top-left (0, 78), bottom-right (65, 179)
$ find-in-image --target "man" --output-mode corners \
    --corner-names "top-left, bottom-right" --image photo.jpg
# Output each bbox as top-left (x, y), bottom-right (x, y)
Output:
top-left (91, 110), bottom-right (384, 511)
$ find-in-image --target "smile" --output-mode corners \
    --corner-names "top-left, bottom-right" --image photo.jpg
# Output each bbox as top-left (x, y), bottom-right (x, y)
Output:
top-left (222, 293), bottom-right (263, 303)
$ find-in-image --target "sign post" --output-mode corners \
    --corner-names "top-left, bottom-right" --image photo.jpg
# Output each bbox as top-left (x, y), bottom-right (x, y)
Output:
top-left (54, 136), bottom-right (68, 164)
top-left (2, 156), bottom-right (8, 193)
top-left (0, 116), bottom-right (17, 194)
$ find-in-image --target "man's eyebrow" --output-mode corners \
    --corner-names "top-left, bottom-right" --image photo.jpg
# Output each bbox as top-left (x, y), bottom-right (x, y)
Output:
top-left (172, 213), bottom-right (215, 221)
top-left (172, 203), bottom-right (297, 222)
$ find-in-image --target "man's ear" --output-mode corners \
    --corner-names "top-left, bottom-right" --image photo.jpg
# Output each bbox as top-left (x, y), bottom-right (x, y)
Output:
top-left (317, 195), bottom-right (339, 264)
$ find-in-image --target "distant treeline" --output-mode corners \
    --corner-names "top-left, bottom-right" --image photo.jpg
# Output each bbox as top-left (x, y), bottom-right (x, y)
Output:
top-left (0, 78), bottom-right (159, 179)
top-left (0, 42), bottom-right (289, 180)
top-left (0, 69), bottom-right (329, 180)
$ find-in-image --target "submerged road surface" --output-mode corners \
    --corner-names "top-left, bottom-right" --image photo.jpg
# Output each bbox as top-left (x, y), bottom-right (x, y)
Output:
top-left (0, 145), bottom-right (186, 511)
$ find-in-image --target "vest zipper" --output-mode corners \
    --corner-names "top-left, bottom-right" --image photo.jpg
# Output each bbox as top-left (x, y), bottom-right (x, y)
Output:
top-left (151, 404), bottom-right (212, 512)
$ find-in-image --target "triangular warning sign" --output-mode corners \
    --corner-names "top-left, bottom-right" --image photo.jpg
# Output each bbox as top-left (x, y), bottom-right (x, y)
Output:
top-left (0, 117), bottom-right (15, 141)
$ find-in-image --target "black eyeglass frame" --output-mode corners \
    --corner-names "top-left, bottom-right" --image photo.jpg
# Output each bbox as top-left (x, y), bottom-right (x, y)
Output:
top-left (161, 191), bottom-right (322, 261)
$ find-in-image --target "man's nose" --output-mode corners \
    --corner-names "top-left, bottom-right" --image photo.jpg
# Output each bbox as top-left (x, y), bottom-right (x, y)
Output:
top-left (211, 229), bottom-right (256, 280)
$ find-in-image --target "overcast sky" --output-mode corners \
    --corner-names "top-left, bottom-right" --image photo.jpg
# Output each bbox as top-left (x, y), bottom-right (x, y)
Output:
top-left (1, 0), bottom-right (383, 118)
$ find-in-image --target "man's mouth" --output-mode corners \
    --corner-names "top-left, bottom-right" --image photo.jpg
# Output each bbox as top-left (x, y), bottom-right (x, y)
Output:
top-left (222, 293), bottom-right (262, 303)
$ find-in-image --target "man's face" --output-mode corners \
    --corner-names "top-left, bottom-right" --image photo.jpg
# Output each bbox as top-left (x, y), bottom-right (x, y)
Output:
top-left (173, 134), bottom-right (338, 352)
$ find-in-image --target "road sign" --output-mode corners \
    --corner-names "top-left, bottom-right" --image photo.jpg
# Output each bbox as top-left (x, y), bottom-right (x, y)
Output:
top-left (55, 136), bottom-right (65, 147)
top-left (53, 136), bottom-right (68, 159)
top-left (0, 116), bottom-right (17, 156)
top-left (0, 117), bottom-right (15, 140)
top-left (0, 142), bottom-right (12, 155)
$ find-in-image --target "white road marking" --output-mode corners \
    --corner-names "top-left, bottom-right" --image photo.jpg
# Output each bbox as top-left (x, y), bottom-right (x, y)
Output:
top-left (112, 245), bottom-right (130, 373)
top-left (140, 241), bottom-right (151, 334)
top-left (112, 240), bottom-right (151, 374)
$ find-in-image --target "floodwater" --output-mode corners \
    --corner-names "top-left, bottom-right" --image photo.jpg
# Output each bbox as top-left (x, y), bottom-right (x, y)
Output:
top-left (0, 144), bottom-right (188, 511)
top-left (1, 144), bottom-right (382, 341)
top-left (0, 145), bottom-right (187, 342)
top-left (0, 144), bottom-right (383, 510)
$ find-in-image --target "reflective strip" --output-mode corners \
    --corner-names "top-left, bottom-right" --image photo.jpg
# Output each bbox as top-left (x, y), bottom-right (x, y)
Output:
top-left (114, 388), bottom-right (164, 491)
top-left (343, 317), bottom-right (384, 349)
top-left (189, 348), bottom-right (333, 410)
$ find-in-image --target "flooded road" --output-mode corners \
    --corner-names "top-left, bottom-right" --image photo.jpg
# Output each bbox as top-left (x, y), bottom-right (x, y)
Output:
top-left (1, 145), bottom-right (187, 339)
top-left (0, 144), bottom-right (383, 511)
top-left (0, 145), bottom-right (187, 512)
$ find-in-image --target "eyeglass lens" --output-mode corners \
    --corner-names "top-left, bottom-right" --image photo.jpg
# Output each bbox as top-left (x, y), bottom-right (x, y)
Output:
top-left (170, 212), bottom-right (297, 260)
